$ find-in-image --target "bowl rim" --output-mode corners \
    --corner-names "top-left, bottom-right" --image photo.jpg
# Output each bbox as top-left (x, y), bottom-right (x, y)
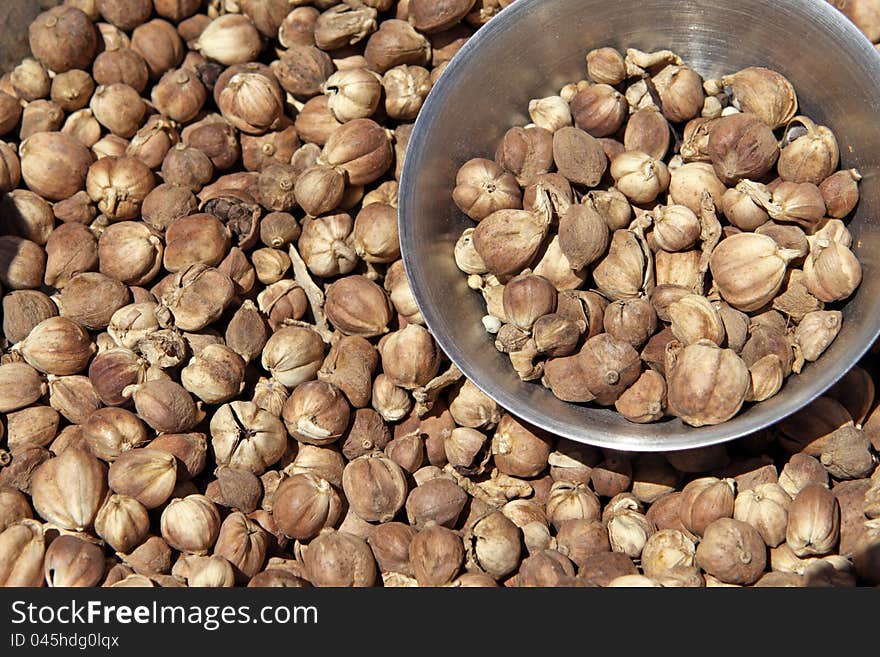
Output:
top-left (399, 0), bottom-right (880, 452)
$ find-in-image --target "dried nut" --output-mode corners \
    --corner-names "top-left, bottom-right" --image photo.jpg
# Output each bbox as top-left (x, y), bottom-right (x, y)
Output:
top-left (3, 291), bottom-right (57, 345)
top-left (318, 336), bottom-right (379, 410)
top-left (409, 522), bottom-right (463, 586)
top-left (124, 379), bottom-right (200, 433)
top-left (89, 83), bottom-right (147, 139)
top-left (695, 518), bottom-right (766, 585)
top-left (319, 118), bottom-right (392, 186)
top-left (709, 233), bottom-right (799, 311)
top-left (668, 294), bottom-right (725, 346)
top-left (679, 477), bottom-right (736, 537)
top-left (379, 325), bottom-right (441, 389)
top-left (82, 407), bottom-right (148, 461)
top-left (615, 370), bottom-right (667, 424)
top-left (517, 549), bottom-right (577, 586)
top-left (55, 272), bottom-right (130, 331)
top-left (766, 181), bottom-right (825, 229)
top-left (0, 488), bottom-right (34, 532)
top-left (108, 448), bottom-right (178, 510)
top-left (288, 444), bottom-right (346, 489)
top-left (491, 415), bottom-right (552, 478)
top-left (466, 511), bottom-right (521, 579)
top-left (299, 213), bottom-right (358, 278)
top-left (160, 494), bottom-right (221, 555)
top-left (803, 240), bottom-right (861, 303)
top-left (610, 151), bottom-right (670, 204)
top-left (98, 222), bottom-right (163, 286)
top-left (364, 19), bottom-right (430, 73)
top-left (31, 448), bottom-right (107, 531)
top-left (721, 67), bottom-right (797, 129)
top-left (180, 344), bottom-right (245, 405)
top-left (625, 107), bottom-right (671, 161)
top-left (819, 169), bottom-right (861, 219)
top-left (151, 68), bottom-right (206, 124)
top-left (0, 363), bottom-right (43, 414)
top-left (570, 84), bottom-right (627, 137)
top-left (668, 161), bottom-right (726, 214)
top-left (722, 185), bottom-right (770, 231)
top-left (733, 482), bottom-right (791, 547)
top-left (593, 230), bottom-right (645, 301)
top-left (209, 402), bottom-right (285, 478)
top-left (667, 341), bottom-right (750, 427)
top-left (786, 484), bottom-right (840, 557)
top-left (708, 112), bottom-right (779, 185)
top-left (303, 528), bottom-right (377, 587)
top-left (20, 131), bottom-right (93, 202)
top-left (778, 116), bottom-right (839, 185)
top-left (795, 310), bottom-right (843, 365)
top-left (282, 381), bottom-right (350, 445)
top-left (406, 477), bottom-right (468, 528)
top-left (160, 264), bottom-right (235, 331)
top-left (603, 298), bottom-right (657, 349)
top-left (452, 158), bottom-right (522, 222)
top-left (444, 427), bottom-right (488, 473)
top-left (496, 126), bottom-right (555, 187)
top-left (552, 127), bottom-right (608, 187)
top-left (4, 405), bottom-right (57, 450)
top-left (93, 494), bottom-right (150, 554)
top-left (640, 529), bottom-right (696, 578)
top-left (408, 0), bottom-right (473, 32)
top-left (273, 473), bottom-right (343, 541)
top-left (587, 47), bottom-right (626, 85)
top-left (528, 96), bottom-right (572, 133)
top-left (653, 205), bottom-right (700, 252)
top-left (557, 203), bottom-right (609, 271)
top-left (545, 481), bottom-right (600, 530)
top-left (18, 317), bottom-right (95, 376)
top-left (195, 14), bottom-right (262, 66)
top-left (576, 333), bottom-right (642, 406)
top-left (325, 275), bottom-right (393, 337)
top-left (343, 452), bottom-right (408, 523)
top-left (455, 228), bottom-right (488, 274)
top-left (372, 374), bottom-right (413, 422)
top-left (0, 520), bottom-right (45, 586)
top-left (607, 510), bottom-right (655, 559)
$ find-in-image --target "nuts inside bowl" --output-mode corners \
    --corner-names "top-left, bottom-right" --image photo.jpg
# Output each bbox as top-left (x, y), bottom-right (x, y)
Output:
top-left (450, 45), bottom-right (863, 429)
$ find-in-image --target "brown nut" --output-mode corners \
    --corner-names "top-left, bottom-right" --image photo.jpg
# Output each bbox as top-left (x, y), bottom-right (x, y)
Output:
top-left (667, 341), bottom-right (750, 427)
top-left (282, 381), bottom-right (350, 445)
top-left (342, 452), bottom-right (408, 523)
top-left (160, 494), bottom-right (221, 555)
top-left (94, 494), bottom-right (150, 553)
top-left (273, 473), bottom-right (343, 541)
top-left (29, 6), bottom-right (99, 74)
top-left (786, 484), bottom-right (840, 557)
top-left (303, 528), bottom-right (377, 587)
top-left (708, 112), bottom-right (779, 185)
top-left (210, 401), bottom-right (286, 476)
top-left (108, 448), bottom-right (178, 510)
top-left (695, 518), bottom-right (766, 585)
top-left (124, 379), bottom-right (200, 434)
top-left (31, 448), bottom-right (107, 531)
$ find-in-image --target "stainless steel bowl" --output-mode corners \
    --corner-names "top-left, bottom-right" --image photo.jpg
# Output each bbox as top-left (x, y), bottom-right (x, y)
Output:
top-left (399, 0), bottom-right (880, 452)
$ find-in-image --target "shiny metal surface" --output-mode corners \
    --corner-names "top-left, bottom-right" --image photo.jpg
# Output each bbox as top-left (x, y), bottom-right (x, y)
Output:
top-left (399, 0), bottom-right (880, 452)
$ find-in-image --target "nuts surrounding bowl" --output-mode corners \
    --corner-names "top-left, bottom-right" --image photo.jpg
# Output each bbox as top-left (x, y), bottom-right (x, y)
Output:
top-left (0, 0), bottom-right (876, 591)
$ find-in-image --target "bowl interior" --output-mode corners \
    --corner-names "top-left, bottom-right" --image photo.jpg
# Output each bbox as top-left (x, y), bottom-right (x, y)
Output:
top-left (399, 0), bottom-right (880, 452)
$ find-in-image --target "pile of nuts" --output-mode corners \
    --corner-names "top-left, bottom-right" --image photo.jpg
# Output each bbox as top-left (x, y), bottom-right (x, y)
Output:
top-left (0, 0), bottom-right (878, 589)
top-left (453, 47), bottom-right (863, 426)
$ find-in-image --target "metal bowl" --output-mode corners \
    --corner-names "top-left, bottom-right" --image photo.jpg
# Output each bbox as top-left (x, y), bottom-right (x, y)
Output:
top-left (399, 0), bottom-right (880, 452)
